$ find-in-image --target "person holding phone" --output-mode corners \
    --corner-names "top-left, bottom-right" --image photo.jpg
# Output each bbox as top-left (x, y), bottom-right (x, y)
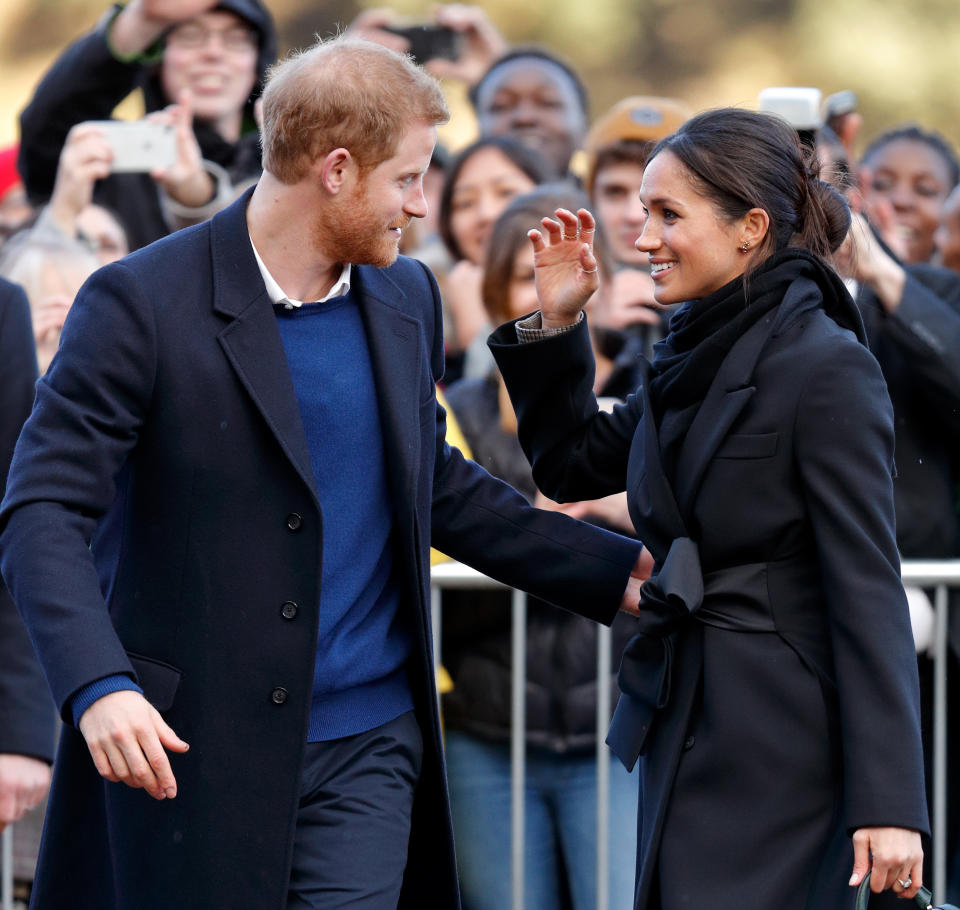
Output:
top-left (490, 107), bottom-right (928, 908)
top-left (17, 0), bottom-right (276, 251)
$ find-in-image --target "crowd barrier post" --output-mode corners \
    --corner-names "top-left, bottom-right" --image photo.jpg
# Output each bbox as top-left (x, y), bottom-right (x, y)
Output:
top-left (510, 587), bottom-right (527, 910)
top-left (900, 560), bottom-right (960, 899)
top-left (2, 825), bottom-right (12, 910)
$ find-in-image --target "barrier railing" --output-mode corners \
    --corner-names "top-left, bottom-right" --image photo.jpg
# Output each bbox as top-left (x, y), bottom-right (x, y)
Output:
top-left (431, 559), bottom-right (959, 910)
top-left (2, 560), bottom-right (954, 910)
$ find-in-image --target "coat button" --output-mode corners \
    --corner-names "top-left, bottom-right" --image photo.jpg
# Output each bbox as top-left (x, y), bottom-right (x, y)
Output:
top-left (683, 735), bottom-right (695, 751)
top-left (271, 687), bottom-right (288, 705)
top-left (280, 601), bottom-right (298, 620)
top-left (286, 513), bottom-right (302, 531)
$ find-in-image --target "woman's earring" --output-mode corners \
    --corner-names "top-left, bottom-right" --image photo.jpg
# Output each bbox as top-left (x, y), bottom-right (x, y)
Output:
top-left (739, 241), bottom-right (751, 253)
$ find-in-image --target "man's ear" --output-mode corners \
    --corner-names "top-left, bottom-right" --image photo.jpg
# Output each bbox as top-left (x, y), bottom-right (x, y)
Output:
top-left (316, 148), bottom-right (353, 195)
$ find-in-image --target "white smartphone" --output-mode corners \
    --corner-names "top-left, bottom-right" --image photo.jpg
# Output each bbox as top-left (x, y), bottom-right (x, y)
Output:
top-left (89, 120), bottom-right (177, 173)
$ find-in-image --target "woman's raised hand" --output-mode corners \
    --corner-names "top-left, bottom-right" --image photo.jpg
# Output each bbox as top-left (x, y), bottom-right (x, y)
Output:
top-left (529, 208), bottom-right (600, 329)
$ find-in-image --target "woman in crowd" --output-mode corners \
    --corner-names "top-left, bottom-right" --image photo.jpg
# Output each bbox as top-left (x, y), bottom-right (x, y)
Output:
top-left (859, 124), bottom-right (959, 265)
top-left (437, 136), bottom-right (552, 382)
top-left (442, 184), bottom-right (640, 910)
top-left (490, 108), bottom-right (928, 909)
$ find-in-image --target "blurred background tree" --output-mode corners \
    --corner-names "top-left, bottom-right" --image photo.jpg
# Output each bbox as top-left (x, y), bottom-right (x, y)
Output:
top-left (1, 0), bottom-right (958, 157)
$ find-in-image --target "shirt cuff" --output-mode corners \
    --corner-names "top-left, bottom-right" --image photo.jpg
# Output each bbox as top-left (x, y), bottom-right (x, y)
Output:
top-left (70, 674), bottom-right (143, 727)
top-left (515, 311), bottom-right (584, 343)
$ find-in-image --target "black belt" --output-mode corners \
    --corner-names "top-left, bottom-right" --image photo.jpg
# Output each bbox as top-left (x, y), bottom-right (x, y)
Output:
top-left (607, 537), bottom-right (804, 770)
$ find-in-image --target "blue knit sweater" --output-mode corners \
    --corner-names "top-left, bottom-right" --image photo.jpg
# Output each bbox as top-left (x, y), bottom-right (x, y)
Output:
top-left (72, 289), bottom-right (413, 741)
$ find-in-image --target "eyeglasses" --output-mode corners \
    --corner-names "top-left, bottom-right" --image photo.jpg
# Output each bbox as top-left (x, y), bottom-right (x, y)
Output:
top-left (166, 24), bottom-right (257, 53)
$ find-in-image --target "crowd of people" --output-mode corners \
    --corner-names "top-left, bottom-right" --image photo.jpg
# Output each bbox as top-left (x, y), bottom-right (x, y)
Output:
top-left (0, 1), bottom-right (957, 909)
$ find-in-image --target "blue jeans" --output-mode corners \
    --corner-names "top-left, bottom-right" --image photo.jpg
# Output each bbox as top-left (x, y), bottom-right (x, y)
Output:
top-left (445, 730), bottom-right (638, 910)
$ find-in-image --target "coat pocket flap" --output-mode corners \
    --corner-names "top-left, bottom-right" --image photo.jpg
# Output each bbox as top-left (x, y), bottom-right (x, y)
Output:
top-left (127, 651), bottom-right (182, 713)
top-left (715, 432), bottom-right (778, 459)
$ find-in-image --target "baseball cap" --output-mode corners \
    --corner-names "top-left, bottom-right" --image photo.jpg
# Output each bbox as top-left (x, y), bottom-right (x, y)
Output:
top-left (583, 96), bottom-right (691, 189)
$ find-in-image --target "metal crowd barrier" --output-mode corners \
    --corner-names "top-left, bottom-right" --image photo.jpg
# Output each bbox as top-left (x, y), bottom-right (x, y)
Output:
top-left (432, 559), bottom-right (960, 910)
top-left (2, 561), bottom-right (955, 910)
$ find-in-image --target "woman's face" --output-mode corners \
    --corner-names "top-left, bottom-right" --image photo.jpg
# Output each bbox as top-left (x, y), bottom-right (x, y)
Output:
top-left (635, 150), bottom-right (747, 305)
top-left (449, 147), bottom-right (538, 265)
top-left (862, 138), bottom-right (954, 264)
top-left (505, 243), bottom-right (540, 321)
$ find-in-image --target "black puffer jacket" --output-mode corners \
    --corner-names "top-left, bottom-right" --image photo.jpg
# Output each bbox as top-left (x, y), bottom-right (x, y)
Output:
top-left (18, 0), bottom-right (276, 251)
top-left (442, 342), bottom-right (641, 752)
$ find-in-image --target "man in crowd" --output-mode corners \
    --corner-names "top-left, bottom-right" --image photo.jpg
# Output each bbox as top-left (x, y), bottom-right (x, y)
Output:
top-left (0, 34), bottom-right (646, 910)
top-left (584, 95), bottom-right (690, 356)
top-left (470, 46), bottom-right (589, 180)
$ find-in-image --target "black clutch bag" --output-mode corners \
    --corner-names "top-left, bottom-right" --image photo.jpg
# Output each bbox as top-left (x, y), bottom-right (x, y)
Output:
top-left (855, 871), bottom-right (959, 910)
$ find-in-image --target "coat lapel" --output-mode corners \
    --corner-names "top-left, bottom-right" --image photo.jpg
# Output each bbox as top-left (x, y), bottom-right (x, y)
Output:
top-left (672, 276), bottom-right (823, 520)
top-left (352, 265), bottom-right (423, 515)
top-left (628, 360), bottom-right (688, 559)
top-left (209, 194), bottom-right (318, 503)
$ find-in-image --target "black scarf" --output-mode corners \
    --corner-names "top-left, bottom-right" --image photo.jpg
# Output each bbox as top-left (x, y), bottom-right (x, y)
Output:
top-left (649, 247), bottom-right (862, 481)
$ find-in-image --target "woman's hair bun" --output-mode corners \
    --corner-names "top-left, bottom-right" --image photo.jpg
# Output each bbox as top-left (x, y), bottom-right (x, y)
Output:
top-left (806, 177), bottom-right (851, 255)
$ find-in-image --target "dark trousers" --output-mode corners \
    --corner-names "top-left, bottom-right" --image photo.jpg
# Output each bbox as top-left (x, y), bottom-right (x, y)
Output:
top-left (286, 710), bottom-right (423, 910)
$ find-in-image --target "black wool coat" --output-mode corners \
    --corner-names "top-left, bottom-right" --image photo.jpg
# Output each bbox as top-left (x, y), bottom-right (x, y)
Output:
top-left (490, 275), bottom-right (929, 910)
top-left (0, 193), bottom-right (639, 909)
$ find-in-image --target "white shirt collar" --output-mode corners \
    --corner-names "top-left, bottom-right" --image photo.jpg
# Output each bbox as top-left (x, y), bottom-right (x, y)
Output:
top-left (250, 236), bottom-right (352, 309)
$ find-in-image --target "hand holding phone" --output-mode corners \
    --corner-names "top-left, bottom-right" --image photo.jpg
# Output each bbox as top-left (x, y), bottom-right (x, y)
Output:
top-left (381, 24), bottom-right (462, 65)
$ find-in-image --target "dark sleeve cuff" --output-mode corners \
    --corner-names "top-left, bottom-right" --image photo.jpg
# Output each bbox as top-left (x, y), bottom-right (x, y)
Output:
top-left (70, 674), bottom-right (143, 727)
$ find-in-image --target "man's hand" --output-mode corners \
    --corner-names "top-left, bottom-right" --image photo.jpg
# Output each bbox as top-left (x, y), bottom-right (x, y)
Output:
top-left (0, 754), bottom-right (52, 833)
top-left (620, 547), bottom-right (653, 617)
top-left (849, 826), bottom-right (923, 900)
top-left (425, 5), bottom-right (508, 86)
top-left (78, 690), bottom-right (189, 801)
top-left (599, 268), bottom-right (663, 330)
top-left (345, 8), bottom-right (410, 54)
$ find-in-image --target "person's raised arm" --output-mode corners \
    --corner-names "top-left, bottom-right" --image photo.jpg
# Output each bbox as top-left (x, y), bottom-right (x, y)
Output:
top-left (108, 0), bottom-right (221, 58)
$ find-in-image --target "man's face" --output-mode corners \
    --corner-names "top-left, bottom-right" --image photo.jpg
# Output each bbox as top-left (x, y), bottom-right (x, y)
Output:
top-left (592, 161), bottom-right (648, 267)
top-left (474, 58), bottom-right (586, 177)
top-left (317, 122), bottom-right (436, 267)
top-left (161, 10), bottom-right (258, 139)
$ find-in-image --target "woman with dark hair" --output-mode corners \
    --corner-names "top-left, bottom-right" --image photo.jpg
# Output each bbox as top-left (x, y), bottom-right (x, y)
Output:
top-left (443, 184), bottom-right (641, 910)
top-left (490, 108), bottom-right (928, 909)
top-left (860, 124), bottom-right (959, 265)
top-left (438, 136), bottom-right (552, 381)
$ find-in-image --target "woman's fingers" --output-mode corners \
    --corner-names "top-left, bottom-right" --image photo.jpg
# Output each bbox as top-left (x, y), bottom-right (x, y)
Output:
top-left (850, 826), bottom-right (924, 898)
top-left (849, 828), bottom-right (871, 886)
